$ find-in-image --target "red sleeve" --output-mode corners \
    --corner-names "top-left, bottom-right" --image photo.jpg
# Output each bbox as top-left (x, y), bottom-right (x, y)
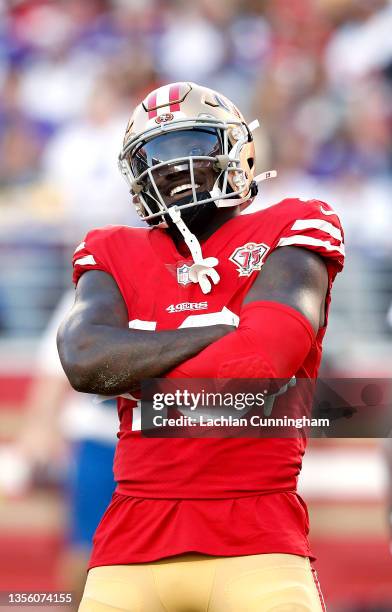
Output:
top-left (275, 198), bottom-right (345, 282)
top-left (166, 301), bottom-right (315, 381)
top-left (72, 228), bottom-right (113, 285)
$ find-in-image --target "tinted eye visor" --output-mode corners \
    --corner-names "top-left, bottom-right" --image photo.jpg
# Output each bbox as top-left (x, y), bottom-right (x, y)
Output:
top-left (130, 128), bottom-right (222, 178)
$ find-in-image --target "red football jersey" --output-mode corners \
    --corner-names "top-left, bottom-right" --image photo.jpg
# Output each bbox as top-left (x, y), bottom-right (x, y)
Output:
top-left (72, 198), bottom-right (344, 567)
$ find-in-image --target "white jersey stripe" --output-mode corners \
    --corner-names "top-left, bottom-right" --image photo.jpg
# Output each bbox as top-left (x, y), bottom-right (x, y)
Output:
top-left (291, 219), bottom-right (342, 241)
top-left (277, 235), bottom-right (345, 256)
top-left (129, 319), bottom-right (157, 330)
top-left (320, 205), bottom-right (336, 216)
top-left (74, 254), bottom-right (96, 266)
top-left (74, 241), bottom-right (86, 254)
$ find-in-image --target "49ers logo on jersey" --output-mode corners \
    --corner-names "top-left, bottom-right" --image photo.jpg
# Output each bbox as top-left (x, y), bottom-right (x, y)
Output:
top-left (166, 301), bottom-right (208, 313)
top-left (229, 242), bottom-right (269, 276)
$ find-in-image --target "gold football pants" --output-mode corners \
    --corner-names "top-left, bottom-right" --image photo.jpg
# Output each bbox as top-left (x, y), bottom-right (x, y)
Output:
top-left (79, 553), bottom-right (325, 612)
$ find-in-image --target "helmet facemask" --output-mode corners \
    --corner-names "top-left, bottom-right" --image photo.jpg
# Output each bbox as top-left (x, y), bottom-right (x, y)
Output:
top-left (118, 118), bottom-right (256, 228)
top-left (117, 80), bottom-right (278, 295)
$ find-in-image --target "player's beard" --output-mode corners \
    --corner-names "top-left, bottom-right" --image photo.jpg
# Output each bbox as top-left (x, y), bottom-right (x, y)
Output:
top-left (165, 191), bottom-right (218, 241)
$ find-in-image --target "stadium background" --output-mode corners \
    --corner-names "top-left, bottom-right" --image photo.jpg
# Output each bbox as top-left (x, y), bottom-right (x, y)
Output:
top-left (0, 0), bottom-right (391, 610)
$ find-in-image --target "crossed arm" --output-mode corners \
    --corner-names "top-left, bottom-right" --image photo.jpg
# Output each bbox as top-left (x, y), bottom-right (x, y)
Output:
top-left (165, 246), bottom-right (328, 380)
top-left (57, 270), bottom-right (233, 395)
top-left (57, 246), bottom-right (328, 395)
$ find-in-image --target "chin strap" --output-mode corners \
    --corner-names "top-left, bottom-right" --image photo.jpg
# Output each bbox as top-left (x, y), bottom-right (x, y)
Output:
top-left (188, 258), bottom-right (220, 295)
top-left (165, 160), bottom-right (278, 294)
top-left (168, 207), bottom-right (220, 295)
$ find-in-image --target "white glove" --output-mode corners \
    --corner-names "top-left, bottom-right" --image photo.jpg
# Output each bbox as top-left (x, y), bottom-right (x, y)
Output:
top-left (188, 257), bottom-right (220, 294)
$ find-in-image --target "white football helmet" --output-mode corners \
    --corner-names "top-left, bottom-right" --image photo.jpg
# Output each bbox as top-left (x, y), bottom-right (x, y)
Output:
top-left (118, 82), bottom-right (275, 293)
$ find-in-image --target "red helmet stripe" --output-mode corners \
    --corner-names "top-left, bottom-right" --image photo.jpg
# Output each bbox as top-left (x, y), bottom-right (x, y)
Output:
top-left (147, 92), bottom-right (158, 118)
top-left (169, 84), bottom-right (181, 112)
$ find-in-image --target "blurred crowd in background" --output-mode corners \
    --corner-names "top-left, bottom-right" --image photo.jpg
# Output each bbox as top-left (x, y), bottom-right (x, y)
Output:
top-left (0, 0), bottom-right (391, 368)
top-left (0, 1), bottom-right (392, 611)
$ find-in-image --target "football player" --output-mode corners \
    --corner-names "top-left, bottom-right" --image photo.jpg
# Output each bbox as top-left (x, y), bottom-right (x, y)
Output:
top-left (58, 82), bottom-right (344, 611)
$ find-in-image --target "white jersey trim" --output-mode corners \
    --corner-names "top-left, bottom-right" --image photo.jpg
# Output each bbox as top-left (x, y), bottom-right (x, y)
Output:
top-left (291, 219), bottom-right (343, 242)
top-left (74, 241), bottom-right (86, 254)
top-left (320, 205), bottom-right (337, 216)
top-left (179, 307), bottom-right (240, 329)
top-left (277, 235), bottom-right (345, 256)
top-left (74, 254), bottom-right (96, 266)
top-left (129, 319), bottom-right (157, 330)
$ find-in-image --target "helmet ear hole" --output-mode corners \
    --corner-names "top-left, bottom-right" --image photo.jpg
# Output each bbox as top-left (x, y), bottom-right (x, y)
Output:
top-left (250, 180), bottom-right (258, 197)
top-left (247, 157), bottom-right (254, 170)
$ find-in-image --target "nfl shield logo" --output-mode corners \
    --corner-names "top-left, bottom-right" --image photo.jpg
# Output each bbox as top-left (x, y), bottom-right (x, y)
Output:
top-left (177, 264), bottom-right (192, 286)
